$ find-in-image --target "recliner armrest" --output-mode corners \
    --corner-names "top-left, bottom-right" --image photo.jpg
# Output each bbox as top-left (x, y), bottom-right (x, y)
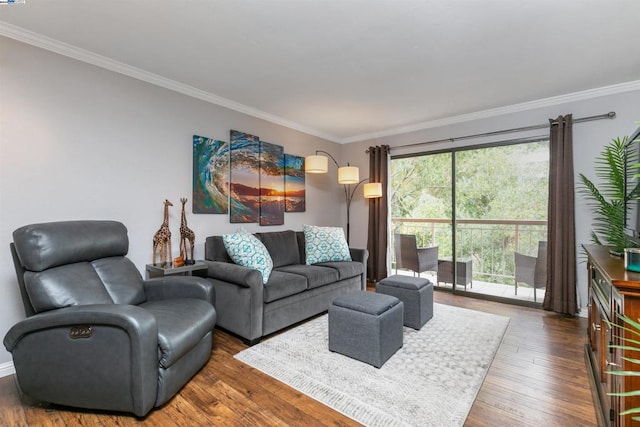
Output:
top-left (199, 260), bottom-right (263, 288)
top-left (3, 304), bottom-right (157, 351)
top-left (144, 276), bottom-right (216, 306)
top-left (3, 304), bottom-right (159, 416)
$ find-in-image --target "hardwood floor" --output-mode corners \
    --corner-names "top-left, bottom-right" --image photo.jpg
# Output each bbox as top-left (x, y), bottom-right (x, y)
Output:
top-left (0, 291), bottom-right (598, 426)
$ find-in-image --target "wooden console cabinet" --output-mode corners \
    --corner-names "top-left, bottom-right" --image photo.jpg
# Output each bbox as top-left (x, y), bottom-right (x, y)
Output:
top-left (585, 244), bottom-right (640, 426)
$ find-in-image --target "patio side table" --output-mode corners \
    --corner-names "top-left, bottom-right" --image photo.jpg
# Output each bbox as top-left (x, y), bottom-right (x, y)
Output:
top-left (437, 258), bottom-right (472, 290)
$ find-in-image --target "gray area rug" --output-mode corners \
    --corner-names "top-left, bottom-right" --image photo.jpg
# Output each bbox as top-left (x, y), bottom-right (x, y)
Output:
top-left (235, 303), bottom-right (510, 427)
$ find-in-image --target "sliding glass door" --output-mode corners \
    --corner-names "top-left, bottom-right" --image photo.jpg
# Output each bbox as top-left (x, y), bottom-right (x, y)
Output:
top-left (391, 152), bottom-right (453, 289)
top-left (390, 139), bottom-right (549, 304)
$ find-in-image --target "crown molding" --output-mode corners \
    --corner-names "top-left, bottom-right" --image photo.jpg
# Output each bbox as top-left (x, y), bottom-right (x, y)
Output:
top-left (0, 21), bottom-right (341, 143)
top-left (3, 21), bottom-right (639, 145)
top-left (340, 80), bottom-right (640, 143)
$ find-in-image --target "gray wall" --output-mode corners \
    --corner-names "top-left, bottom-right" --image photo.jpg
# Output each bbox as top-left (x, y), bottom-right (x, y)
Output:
top-left (345, 89), bottom-right (640, 316)
top-left (0, 36), bottom-right (345, 368)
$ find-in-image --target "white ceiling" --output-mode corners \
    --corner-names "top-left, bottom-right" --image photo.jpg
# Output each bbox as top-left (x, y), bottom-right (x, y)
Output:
top-left (1, 0), bottom-right (639, 143)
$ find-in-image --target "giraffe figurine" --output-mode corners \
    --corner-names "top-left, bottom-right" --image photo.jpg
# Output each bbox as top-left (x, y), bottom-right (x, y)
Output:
top-left (152, 199), bottom-right (173, 266)
top-left (179, 197), bottom-right (196, 265)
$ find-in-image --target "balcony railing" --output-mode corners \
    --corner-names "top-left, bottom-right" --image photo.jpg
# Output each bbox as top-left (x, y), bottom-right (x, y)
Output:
top-left (392, 217), bottom-right (547, 286)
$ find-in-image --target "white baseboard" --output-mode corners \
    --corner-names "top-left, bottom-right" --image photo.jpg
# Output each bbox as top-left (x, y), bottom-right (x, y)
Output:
top-left (0, 361), bottom-right (15, 378)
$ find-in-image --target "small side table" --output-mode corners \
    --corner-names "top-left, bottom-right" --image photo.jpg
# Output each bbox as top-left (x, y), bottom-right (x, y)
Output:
top-left (437, 258), bottom-right (473, 290)
top-left (145, 261), bottom-right (207, 279)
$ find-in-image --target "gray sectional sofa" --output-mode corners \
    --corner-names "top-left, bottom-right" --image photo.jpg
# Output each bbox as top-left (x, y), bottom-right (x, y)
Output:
top-left (200, 230), bottom-right (368, 345)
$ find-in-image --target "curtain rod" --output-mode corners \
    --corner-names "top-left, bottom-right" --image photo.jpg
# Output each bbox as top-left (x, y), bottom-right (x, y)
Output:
top-left (388, 111), bottom-right (616, 151)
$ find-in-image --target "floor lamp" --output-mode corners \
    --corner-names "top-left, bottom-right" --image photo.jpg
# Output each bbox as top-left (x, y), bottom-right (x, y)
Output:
top-left (305, 150), bottom-right (382, 244)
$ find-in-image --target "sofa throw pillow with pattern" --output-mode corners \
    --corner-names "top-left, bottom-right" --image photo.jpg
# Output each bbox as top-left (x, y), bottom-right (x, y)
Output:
top-left (223, 229), bottom-right (273, 285)
top-left (303, 225), bottom-right (352, 265)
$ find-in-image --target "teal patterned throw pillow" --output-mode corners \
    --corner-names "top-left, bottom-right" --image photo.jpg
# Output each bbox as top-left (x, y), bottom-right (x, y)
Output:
top-left (223, 229), bottom-right (273, 285)
top-left (303, 225), bottom-right (352, 265)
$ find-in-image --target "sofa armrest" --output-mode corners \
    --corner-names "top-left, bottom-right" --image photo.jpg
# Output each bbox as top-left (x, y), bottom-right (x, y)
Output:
top-left (350, 248), bottom-right (369, 264)
top-left (199, 260), bottom-right (263, 288)
top-left (198, 260), bottom-right (264, 344)
top-left (350, 248), bottom-right (369, 290)
top-left (3, 304), bottom-right (158, 416)
top-left (144, 276), bottom-right (216, 307)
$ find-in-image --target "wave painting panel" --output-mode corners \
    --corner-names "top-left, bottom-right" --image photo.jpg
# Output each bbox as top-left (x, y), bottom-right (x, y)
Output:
top-left (193, 135), bottom-right (229, 214)
top-left (259, 141), bottom-right (285, 226)
top-left (284, 154), bottom-right (305, 212)
top-left (230, 130), bottom-right (260, 223)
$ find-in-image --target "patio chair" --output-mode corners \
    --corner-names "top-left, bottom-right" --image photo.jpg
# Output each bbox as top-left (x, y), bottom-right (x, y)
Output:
top-left (394, 234), bottom-right (438, 277)
top-left (514, 240), bottom-right (547, 302)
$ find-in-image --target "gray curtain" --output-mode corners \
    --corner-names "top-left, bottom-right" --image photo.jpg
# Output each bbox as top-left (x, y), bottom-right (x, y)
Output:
top-left (367, 145), bottom-right (390, 282)
top-left (543, 114), bottom-right (578, 314)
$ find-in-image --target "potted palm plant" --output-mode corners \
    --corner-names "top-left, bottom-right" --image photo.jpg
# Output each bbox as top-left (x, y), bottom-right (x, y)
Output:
top-left (578, 135), bottom-right (640, 255)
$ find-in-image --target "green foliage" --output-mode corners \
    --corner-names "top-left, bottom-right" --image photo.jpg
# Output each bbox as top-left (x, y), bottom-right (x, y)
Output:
top-left (391, 143), bottom-right (549, 221)
top-left (578, 136), bottom-right (639, 253)
top-left (390, 142), bottom-right (549, 283)
top-left (607, 313), bottom-right (640, 420)
top-left (455, 144), bottom-right (549, 220)
top-left (391, 153), bottom-right (452, 219)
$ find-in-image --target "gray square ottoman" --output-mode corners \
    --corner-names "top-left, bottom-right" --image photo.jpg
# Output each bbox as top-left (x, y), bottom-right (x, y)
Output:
top-left (376, 275), bottom-right (433, 329)
top-left (328, 291), bottom-right (403, 368)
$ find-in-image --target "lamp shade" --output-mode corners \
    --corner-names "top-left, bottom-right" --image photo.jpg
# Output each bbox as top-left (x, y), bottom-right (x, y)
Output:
top-left (363, 182), bottom-right (383, 198)
top-left (305, 155), bottom-right (328, 173)
top-left (338, 166), bottom-right (359, 184)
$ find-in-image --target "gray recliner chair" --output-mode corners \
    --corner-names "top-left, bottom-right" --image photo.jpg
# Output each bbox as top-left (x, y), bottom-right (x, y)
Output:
top-left (3, 220), bottom-right (217, 417)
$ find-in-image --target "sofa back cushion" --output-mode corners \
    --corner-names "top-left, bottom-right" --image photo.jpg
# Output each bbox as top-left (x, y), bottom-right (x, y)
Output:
top-left (255, 230), bottom-right (300, 268)
top-left (296, 232), bottom-right (306, 265)
top-left (204, 236), bottom-right (233, 263)
top-left (206, 230), bottom-right (303, 268)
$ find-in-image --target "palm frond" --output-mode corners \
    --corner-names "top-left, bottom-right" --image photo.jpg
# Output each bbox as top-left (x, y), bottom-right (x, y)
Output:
top-left (577, 135), bottom-right (638, 251)
top-left (608, 311), bottom-right (640, 417)
top-left (608, 370), bottom-right (640, 377)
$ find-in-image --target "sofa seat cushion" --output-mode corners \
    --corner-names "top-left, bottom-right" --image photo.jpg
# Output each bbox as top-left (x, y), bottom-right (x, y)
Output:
top-left (263, 271), bottom-right (308, 303)
top-left (275, 264), bottom-right (339, 289)
top-left (315, 261), bottom-right (364, 281)
top-left (140, 298), bottom-right (216, 368)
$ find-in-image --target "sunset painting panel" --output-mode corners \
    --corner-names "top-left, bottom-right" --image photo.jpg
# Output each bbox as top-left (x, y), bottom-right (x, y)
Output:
top-left (259, 141), bottom-right (285, 225)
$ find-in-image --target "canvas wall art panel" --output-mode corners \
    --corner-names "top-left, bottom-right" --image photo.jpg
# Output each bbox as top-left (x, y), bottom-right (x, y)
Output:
top-left (230, 130), bottom-right (260, 223)
top-left (259, 141), bottom-right (285, 226)
top-left (284, 154), bottom-right (305, 212)
top-left (192, 135), bottom-right (229, 214)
